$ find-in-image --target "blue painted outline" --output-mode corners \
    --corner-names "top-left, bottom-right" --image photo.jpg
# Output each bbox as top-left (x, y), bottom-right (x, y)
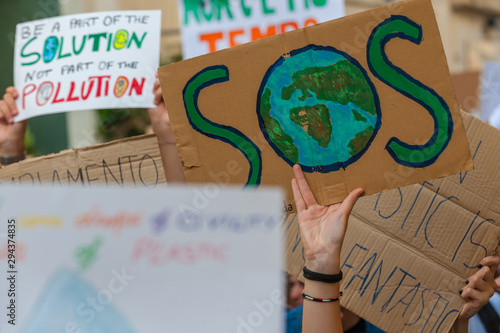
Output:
top-left (367, 15), bottom-right (453, 168)
top-left (463, 218), bottom-right (492, 269)
top-left (182, 65), bottom-right (262, 186)
top-left (256, 44), bottom-right (382, 173)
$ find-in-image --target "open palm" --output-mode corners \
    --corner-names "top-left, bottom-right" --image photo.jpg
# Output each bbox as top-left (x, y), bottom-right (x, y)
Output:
top-left (291, 164), bottom-right (363, 273)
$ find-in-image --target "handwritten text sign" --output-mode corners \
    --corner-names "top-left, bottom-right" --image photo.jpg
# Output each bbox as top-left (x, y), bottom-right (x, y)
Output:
top-left (178, 0), bottom-right (344, 59)
top-left (480, 61), bottom-right (500, 121)
top-left (284, 112), bottom-right (500, 333)
top-left (0, 134), bottom-right (165, 188)
top-left (14, 10), bottom-right (161, 120)
top-left (0, 185), bottom-right (283, 332)
top-left (160, 0), bottom-right (473, 210)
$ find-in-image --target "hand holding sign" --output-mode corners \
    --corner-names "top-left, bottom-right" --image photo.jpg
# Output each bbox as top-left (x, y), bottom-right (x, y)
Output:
top-left (459, 250), bottom-right (500, 320)
top-left (14, 11), bottom-right (161, 121)
top-left (147, 76), bottom-right (186, 183)
top-left (292, 164), bottom-right (363, 274)
top-left (292, 164), bottom-right (363, 333)
top-left (0, 87), bottom-right (27, 165)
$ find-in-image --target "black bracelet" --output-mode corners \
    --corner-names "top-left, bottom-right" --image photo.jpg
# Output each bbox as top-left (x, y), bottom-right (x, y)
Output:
top-left (303, 266), bottom-right (342, 283)
top-left (0, 151), bottom-right (26, 165)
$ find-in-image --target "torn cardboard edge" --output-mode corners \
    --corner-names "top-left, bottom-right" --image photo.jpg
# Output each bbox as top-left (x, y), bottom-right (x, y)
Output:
top-left (0, 133), bottom-right (166, 188)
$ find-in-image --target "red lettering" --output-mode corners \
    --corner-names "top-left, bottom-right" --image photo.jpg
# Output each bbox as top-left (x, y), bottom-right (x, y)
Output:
top-left (67, 81), bottom-right (80, 102)
top-left (165, 245), bottom-right (181, 263)
top-left (52, 82), bottom-right (65, 103)
top-left (0, 242), bottom-right (26, 262)
top-left (200, 32), bottom-right (224, 53)
top-left (105, 79), bottom-right (109, 97)
top-left (130, 236), bottom-right (158, 262)
top-left (81, 80), bottom-right (95, 100)
top-left (129, 78), bottom-right (145, 96)
top-left (22, 84), bottom-right (36, 109)
top-left (129, 238), bottom-right (229, 266)
top-left (183, 244), bottom-right (196, 264)
top-left (88, 75), bottom-right (111, 97)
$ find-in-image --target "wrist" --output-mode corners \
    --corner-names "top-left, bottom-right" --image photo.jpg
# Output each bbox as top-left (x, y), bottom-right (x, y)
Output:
top-left (0, 142), bottom-right (25, 159)
top-left (155, 130), bottom-right (176, 144)
top-left (303, 266), bottom-right (342, 284)
top-left (305, 253), bottom-right (341, 275)
top-left (0, 150), bottom-right (26, 166)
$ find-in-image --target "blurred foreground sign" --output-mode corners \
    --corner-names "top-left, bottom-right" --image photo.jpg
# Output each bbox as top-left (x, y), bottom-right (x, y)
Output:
top-left (160, 0), bottom-right (473, 211)
top-left (14, 10), bottom-right (161, 120)
top-left (0, 185), bottom-right (283, 332)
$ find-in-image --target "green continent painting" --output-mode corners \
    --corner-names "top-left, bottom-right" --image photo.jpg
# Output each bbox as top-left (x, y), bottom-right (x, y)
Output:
top-left (257, 45), bottom-right (381, 172)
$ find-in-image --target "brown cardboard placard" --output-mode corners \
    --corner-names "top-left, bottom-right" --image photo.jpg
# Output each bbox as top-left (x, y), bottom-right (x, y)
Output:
top-left (0, 134), bottom-right (166, 188)
top-left (159, 0), bottom-right (473, 212)
top-left (284, 111), bottom-right (500, 333)
top-left (451, 71), bottom-right (480, 113)
top-left (0, 115), bottom-right (496, 332)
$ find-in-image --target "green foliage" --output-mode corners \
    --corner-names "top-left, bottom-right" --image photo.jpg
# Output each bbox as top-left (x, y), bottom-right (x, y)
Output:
top-left (94, 59), bottom-right (181, 142)
top-left (25, 125), bottom-right (37, 155)
top-left (96, 108), bottom-right (150, 142)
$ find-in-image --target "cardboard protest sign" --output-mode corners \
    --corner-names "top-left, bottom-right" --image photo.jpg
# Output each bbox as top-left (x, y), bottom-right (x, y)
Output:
top-left (480, 61), bottom-right (500, 122)
top-left (0, 134), bottom-right (165, 188)
top-left (0, 185), bottom-right (283, 332)
top-left (14, 10), bottom-right (161, 121)
top-left (451, 71), bottom-right (480, 113)
top-left (284, 111), bottom-right (500, 333)
top-left (178, 0), bottom-right (344, 59)
top-left (160, 0), bottom-right (473, 212)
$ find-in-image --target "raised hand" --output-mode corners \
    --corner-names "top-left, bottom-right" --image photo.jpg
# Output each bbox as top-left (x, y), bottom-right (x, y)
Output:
top-left (291, 163), bottom-right (364, 274)
top-left (0, 87), bottom-right (27, 164)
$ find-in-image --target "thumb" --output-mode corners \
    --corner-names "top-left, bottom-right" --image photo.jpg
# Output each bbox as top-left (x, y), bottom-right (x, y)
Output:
top-left (339, 188), bottom-right (364, 217)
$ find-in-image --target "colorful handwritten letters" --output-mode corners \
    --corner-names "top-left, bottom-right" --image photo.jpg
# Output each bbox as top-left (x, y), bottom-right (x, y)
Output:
top-left (0, 185), bottom-right (282, 332)
top-left (179, 0), bottom-right (344, 58)
top-left (14, 11), bottom-right (161, 120)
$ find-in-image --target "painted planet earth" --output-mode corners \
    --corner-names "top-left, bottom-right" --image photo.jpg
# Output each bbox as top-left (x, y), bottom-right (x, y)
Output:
top-left (257, 45), bottom-right (380, 172)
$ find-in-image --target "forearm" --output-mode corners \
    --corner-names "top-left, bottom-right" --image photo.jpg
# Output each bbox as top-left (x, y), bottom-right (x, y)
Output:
top-left (302, 278), bottom-right (343, 333)
top-left (0, 122), bottom-right (27, 167)
top-left (302, 255), bottom-right (343, 333)
top-left (158, 142), bottom-right (186, 183)
top-left (0, 140), bottom-right (24, 157)
top-left (156, 130), bottom-right (186, 183)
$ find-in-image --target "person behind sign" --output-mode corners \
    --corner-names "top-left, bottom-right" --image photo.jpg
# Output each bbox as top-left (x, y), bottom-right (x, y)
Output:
top-left (291, 164), bottom-right (363, 332)
top-left (3, 81), bottom-right (498, 333)
top-left (0, 87), bottom-right (27, 167)
top-left (146, 80), bottom-right (500, 332)
top-left (467, 263), bottom-right (500, 333)
top-left (291, 163), bottom-right (500, 333)
top-left (148, 75), bottom-right (186, 183)
top-left (0, 81), bottom-right (186, 182)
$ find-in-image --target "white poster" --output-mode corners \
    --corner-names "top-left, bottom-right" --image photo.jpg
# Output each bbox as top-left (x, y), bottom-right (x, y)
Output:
top-left (13, 10), bottom-right (161, 121)
top-left (0, 185), bottom-right (283, 332)
top-left (480, 61), bottom-right (500, 122)
top-left (178, 0), bottom-right (344, 59)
